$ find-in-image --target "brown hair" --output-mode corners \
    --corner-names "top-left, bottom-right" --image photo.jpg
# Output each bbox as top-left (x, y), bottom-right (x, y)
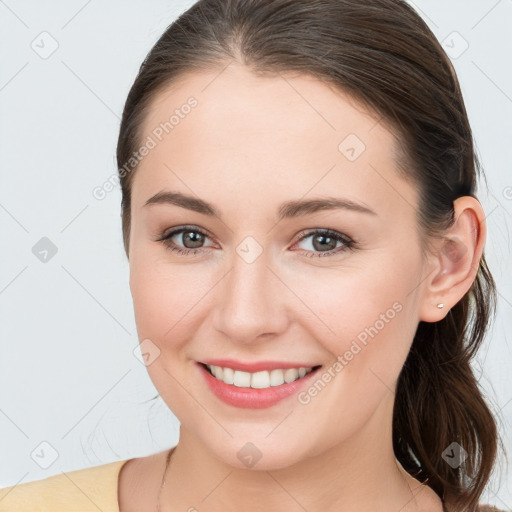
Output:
top-left (116, 1), bottom-right (504, 510)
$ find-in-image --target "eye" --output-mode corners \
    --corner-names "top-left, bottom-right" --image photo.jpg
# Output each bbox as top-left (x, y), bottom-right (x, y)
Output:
top-left (156, 226), bottom-right (357, 258)
top-left (156, 225), bottom-right (215, 256)
top-left (292, 229), bottom-right (356, 258)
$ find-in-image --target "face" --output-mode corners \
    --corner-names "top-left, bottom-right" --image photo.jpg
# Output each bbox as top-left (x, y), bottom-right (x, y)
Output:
top-left (128, 63), bottom-right (429, 470)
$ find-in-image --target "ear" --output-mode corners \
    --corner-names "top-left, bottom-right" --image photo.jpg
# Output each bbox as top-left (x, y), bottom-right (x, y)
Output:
top-left (418, 196), bottom-right (486, 323)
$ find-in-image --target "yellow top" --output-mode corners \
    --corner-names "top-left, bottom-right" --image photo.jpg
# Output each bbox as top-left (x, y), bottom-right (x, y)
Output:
top-left (0, 459), bottom-right (129, 512)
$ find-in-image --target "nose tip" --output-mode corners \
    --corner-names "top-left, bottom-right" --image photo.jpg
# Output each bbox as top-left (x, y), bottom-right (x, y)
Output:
top-left (212, 259), bottom-right (288, 344)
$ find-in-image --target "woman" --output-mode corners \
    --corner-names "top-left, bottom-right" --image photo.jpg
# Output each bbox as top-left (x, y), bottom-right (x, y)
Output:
top-left (0, 0), bottom-right (506, 511)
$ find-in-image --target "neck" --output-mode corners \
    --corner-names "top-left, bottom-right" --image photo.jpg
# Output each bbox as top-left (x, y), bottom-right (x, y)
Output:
top-left (159, 393), bottom-right (441, 512)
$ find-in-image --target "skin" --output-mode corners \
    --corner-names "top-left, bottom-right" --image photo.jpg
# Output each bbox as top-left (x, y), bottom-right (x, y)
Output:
top-left (118, 62), bottom-right (486, 512)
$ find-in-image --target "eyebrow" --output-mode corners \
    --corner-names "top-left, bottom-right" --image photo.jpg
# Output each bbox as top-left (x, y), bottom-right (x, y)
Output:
top-left (143, 190), bottom-right (377, 220)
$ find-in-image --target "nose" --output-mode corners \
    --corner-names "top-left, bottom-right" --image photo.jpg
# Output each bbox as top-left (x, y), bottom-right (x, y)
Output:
top-left (212, 250), bottom-right (289, 345)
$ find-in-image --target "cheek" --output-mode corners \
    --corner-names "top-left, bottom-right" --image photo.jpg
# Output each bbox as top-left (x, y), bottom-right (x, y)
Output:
top-left (129, 254), bottom-right (206, 339)
top-left (289, 264), bottom-right (420, 450)
top-left (130, 263), bottom-right (171, 340)
top-left (128, 254), bottom-right (224, 403)
top-left (129, 259), bottom-right (211, 417)
top-left (287, 255), bottom-right (420, 380)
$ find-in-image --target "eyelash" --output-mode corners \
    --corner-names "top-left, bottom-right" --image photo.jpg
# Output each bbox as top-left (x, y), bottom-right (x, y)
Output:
top-left (156, 225), bottom-right (357, 258)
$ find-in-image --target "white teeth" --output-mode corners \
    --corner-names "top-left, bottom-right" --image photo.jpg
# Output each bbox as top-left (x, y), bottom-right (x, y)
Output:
top-left (223, 367), bottom-right (234, 384)
top-left (269, 369), bottom-right (285, 386)
top-left (250, 370), bottom-right (270, 389)
top-left (205, 365), bottom-right (314, 389)
top-left (233, 370), bottom-right (251, 387)
top-left (283, 368), bottom-right (299, 383)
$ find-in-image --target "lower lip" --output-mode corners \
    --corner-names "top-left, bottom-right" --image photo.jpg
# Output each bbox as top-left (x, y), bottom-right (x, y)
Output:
top-left (198, 363), bottom-right (321, 409)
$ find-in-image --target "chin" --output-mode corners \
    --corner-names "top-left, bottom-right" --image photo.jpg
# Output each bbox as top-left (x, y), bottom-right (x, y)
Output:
top-left (207, 435), bottom-right (314, 472)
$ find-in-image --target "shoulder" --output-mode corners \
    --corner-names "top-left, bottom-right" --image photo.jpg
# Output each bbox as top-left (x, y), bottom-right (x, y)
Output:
top-left (0, 459), bottom-right (129, 512)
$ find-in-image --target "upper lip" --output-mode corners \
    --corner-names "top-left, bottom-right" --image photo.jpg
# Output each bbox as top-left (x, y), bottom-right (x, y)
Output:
top-left (200, 359), bottom-right (321, 373)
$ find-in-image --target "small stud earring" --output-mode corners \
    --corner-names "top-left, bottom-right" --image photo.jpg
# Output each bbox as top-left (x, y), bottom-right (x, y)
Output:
top-left (437, 303), bottom-right (444, 309)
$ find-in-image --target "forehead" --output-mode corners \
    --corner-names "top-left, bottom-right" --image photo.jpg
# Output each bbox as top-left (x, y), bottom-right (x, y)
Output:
top-left (131, 63), bottom-right (416, 219)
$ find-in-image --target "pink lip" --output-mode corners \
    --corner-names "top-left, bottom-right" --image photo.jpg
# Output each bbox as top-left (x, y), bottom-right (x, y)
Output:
top-left (201, 358), bottom-right (319, 372)
top-left (197, 362), bottom-right (321, 409)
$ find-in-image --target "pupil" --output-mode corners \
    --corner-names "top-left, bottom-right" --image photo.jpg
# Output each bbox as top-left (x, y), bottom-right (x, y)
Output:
top-left (184, 231), bottom-right (203, 248)
top-left (313, 234), bottom-right (336, 251)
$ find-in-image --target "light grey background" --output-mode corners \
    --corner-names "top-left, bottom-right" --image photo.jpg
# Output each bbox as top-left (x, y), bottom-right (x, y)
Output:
top-left (0, 0), bottom-right (511, 509)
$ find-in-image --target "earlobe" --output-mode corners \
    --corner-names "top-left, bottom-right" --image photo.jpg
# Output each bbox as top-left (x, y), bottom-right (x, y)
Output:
top-left (418, 196), bottom-right (486, 323)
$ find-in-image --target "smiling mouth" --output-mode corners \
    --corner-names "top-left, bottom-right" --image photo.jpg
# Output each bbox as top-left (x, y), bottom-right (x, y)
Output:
top-left (201, 363), bottom-right (322, 389)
